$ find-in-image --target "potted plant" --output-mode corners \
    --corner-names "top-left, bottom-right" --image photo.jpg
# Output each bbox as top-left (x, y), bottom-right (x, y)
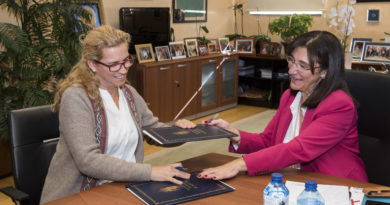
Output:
top-left (268, 14), bottom-right (313, 51)
top-left (0, 0), bottom-right (94, 141)
top-left (197, 25), bottom-right (211, 45)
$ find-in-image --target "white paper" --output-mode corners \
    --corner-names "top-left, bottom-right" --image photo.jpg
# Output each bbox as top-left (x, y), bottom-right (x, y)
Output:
top-left (285, 180), bottom-right (350, 205)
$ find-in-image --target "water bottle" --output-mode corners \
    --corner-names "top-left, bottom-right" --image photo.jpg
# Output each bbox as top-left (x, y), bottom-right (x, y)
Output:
top-left (297, 180), bottom-right (325, 205)
top-left (263, 173), bottom-right (289, 205)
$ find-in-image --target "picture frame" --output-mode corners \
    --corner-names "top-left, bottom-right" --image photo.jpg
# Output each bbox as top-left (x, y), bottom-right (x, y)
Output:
top-left (208, 39), bottom-right (219, 52)
top-left (259, 41), bottom-right (279, 57)
top-left (218, 37), bottom-right (231, 53)
top-left (80, 3), bottom-right (103, 28)
top-left (198, 45), bottom-right (209, 56)
top-left (168, 41), bottom-right (187, 59)
top-left (155, 46), bottom-right (171, 61)
top-left (135, 44), bottom-right (155, 63)
top-left (207, 42), bottom-right (218, 54)
top-left (172, 0), bottom-right (207, 23)
top-left (367, 9), bottom-right (380, 22)
top-left (349, 38), bottom-right (372, 61)
top-left (361, 42), bottom-right (390, 63)
top-left (184, 38), bottom-right (199, 57)
top-left (234, 37), bottom-right (255, 56)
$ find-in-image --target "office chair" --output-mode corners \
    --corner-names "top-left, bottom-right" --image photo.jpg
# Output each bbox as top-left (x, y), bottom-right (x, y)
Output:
top-left (345, 70), bottom-right (390, 186)
top-left (0, 105), bottom-right (59, 205)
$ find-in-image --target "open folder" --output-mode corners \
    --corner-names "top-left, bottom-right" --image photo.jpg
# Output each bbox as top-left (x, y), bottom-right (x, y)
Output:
top-left (142, 124), bottom-right (238, 145)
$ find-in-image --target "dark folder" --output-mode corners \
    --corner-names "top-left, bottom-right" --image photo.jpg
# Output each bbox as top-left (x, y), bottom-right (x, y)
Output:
top-left (142, 124), bottom-right (238, 145)
top-left (126, 172), bottom-right (235, 205)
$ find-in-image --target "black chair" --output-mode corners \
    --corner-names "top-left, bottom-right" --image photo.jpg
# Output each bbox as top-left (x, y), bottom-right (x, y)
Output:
top-left (0, 105), bottom-right (59, 205)
top-left (345, 70), bottom-right (390, 186)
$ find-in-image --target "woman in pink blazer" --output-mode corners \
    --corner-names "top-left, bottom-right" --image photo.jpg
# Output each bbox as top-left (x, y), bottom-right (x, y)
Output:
top-left (198, 31), bottom-right (368, 182)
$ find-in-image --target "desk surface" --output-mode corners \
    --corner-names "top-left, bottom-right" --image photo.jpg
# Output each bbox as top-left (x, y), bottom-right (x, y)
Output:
top-left (46, 153), bottom-right (377, 205)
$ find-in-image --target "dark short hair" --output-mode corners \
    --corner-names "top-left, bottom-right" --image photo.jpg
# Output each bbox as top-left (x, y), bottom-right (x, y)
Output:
top-left (288, 31), bottom-right (352, 108)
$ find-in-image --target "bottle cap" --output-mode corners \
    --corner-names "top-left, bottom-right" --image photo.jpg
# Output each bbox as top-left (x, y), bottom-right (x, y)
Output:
top-left (305, 180), bottom-right (318, 191)
top-left (271, 173), bottom-right (283, 182)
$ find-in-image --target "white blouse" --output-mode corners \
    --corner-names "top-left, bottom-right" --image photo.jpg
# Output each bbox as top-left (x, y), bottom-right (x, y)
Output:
top-left (283, 92), bottom-right (307, 143)
top-left (99, 88), bottom-right (139, 163)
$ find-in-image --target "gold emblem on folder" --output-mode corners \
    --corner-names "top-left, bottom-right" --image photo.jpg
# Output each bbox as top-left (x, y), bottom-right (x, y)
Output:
top-left (173, 130), bottom-right (190, 135)
top-left (160, 186), bottom-right (180, 192)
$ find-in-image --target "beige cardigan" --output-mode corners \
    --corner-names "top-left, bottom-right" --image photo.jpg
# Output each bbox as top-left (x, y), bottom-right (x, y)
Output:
top-left (40, 85), bottom-right (164, 204)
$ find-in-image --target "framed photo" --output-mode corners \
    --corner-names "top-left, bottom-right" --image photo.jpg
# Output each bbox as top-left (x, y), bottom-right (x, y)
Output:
top-left (169, 41), bottom-right (187, 59)
top-left (198, 45), bottom-right (209, 56)
top-left (349, 38), bottom-right (372, 61)
top-left (207, 42), bottom-right (218, 54)
top-left (208, 39), bottom-right (219, 52)
top-left (81, 4), bottom-right (102, 28)
top-left (234, 37), bottom-right (255, 56)
top-left (218, 37), bottom-right (231, 52)
top-left (155, 46), bottom-right (171, 61)
top-left (184, 38), bottom-right (199, 57)
top-left (361, 42), bottom-right (390, 63)
top-left (135, 44), bottom-right (155, 63)
top-left (172, 0), bottom-right (207, 23)
top-left (259, 41), bottom-right (279, 57)
top-left (367, 9), bottom-right (380, 22)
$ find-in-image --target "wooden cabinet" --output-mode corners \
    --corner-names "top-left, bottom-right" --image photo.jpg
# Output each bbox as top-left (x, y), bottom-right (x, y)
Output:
top-left (134, 53), bottom-right (238, 122)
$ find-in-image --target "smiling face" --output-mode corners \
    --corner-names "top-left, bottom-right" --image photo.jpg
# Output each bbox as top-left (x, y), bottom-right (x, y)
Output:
top-left (87, 42), bottom-right (129, 92)
top-left (288, 46), bottom-right (327, 100)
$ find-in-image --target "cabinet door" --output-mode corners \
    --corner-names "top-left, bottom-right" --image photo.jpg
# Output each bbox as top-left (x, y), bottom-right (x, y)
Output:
top-left (143, 65), bottom-right (174, 122)
top-left (199, 58), bottom-right (218, 111)
top-left (172, 62), bottom-right (200, 119)
top-left (220, 57), bottom-right (238, 105)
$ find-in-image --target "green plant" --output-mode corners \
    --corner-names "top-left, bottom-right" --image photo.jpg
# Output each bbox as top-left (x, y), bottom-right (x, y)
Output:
top-left (0, 0), bottom-right (94, 140)
top-left (268, 14), bottom-right (313, 43)
top-left (232, 2), bottom-right (244, 35)
top-left (225, 34), bottom-right (247, 42)
top-left (197, 25), bottom-right (210, 45)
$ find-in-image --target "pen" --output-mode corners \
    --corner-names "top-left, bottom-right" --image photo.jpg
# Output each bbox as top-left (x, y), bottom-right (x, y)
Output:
top-left (207, 113), bottom-right (219, 123)
top-left (176, 167), bottom-right (188, 171)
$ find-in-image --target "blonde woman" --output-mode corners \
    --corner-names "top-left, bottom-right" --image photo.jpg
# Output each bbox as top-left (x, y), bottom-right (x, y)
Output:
top-left (40, 25), bottom-right (194, 204)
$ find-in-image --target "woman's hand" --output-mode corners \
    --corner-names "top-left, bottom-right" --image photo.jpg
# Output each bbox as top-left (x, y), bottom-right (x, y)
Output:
top-left (197, 158), bottom-right (247, 180)
top-left (206, 119), bottom-right (240, 143)
top-left (175, 119), bottom-right (196, 129)
top-left (151, 163), bottom-right (190, 185)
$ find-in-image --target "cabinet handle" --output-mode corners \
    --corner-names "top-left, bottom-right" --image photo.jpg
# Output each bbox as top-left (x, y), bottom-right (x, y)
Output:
top-left (177, 64), bottom-right (187, 68)
top-left (160, 67), bottom-right (169, 71)
top-left (208, 59), bottom-right (217, 63)
top-left (174, 80), bottom-right (180, 87)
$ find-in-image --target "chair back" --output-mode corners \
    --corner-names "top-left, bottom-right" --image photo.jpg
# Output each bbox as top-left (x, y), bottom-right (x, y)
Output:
top-left (345, 70), bottom-right (390, 186)
top-left (8, 105), bottom-right (59, 205)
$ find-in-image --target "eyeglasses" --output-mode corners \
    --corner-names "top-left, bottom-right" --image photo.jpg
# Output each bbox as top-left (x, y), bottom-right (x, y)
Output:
top-left (95, 55), bottom-right (135, 72)
top-left (286, 55), bottom-right (320, 71)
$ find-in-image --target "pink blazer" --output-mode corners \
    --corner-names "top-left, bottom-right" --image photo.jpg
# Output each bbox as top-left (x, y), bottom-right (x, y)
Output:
top-left (230, 89), bottom-right (368, 182)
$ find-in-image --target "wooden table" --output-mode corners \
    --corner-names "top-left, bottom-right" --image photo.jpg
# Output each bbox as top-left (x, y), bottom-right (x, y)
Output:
top-left (46, 153), bottom-right (378, 205)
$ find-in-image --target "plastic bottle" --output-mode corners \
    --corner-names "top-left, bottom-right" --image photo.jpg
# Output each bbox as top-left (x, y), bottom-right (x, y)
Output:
top-left (263, 173), bottom-right (289, 205)
top-left (297, 180), bottom-right (325, 205)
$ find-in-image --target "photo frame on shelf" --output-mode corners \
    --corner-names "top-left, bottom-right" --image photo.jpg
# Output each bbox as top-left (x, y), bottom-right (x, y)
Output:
top-left (361, 42), bottom-right (390, 63)
top-left (234, 37), bottom-right (255, 56)
top-left (198, 45), bottom-right (209, 56)
top-left (135, 44), bottom-right (155, 63)
top-left (367, 9), bottom-right (380, 22)
top-left (350, 38), bottom-right (372, 61)
top-left (155, 46), bottom-right (171, 61)
top-left (259, 41), bottom-right (279, 57)
top-left (218, 37), bottom-right (231, 52)
top-left (207, 42), bottom-right (217, 54)
top-left (184, 38), bottom-right (199, 57)
top-left (208, 39), bottom-right (219, 51)
top-left (172, 0), bottom-right (207, 23)
top-left (169, 41), bottom-right (187, 59)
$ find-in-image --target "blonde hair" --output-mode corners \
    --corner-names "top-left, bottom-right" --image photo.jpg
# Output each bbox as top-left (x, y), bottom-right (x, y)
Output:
top-left (52, 25), bottom-right (131, 111)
